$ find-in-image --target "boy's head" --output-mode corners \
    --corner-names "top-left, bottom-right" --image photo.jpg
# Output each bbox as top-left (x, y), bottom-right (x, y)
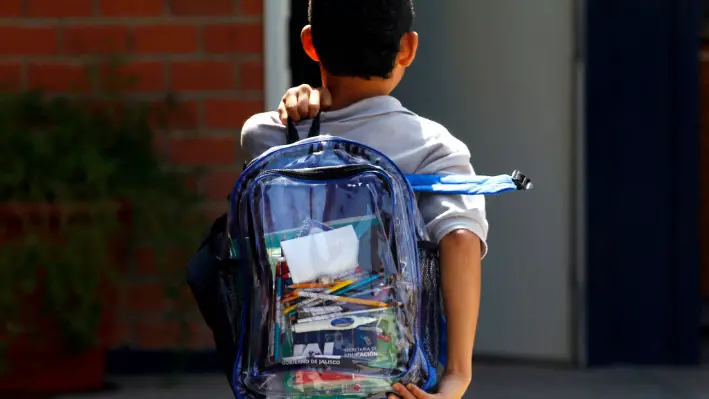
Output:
top-left (302, 0), bottom-right (418, 91)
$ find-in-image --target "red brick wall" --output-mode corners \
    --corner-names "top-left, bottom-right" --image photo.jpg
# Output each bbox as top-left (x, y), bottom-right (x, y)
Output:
top-left (0, 0), bottom-right (265, 351)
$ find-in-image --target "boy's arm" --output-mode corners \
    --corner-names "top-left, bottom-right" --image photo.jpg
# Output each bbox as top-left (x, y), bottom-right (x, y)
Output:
top-left (390, 230), bottom-right (480, 399)
top-left (409, 140), bottom-right (487, 398)
top-left (439, 229), bottom-right (481, 380)
top-left (392, 196), bottom-right (484, 399)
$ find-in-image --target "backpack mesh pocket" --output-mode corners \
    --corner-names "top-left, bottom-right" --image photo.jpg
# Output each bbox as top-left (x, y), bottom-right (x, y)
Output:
top-left (418, 241), bottom-right (441, 370)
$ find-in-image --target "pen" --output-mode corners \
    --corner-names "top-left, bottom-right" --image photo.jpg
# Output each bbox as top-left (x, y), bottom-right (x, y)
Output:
top-left (292, 316), bottom-right (378, 334)
top-left (296, 306), bottom-right (392, 323)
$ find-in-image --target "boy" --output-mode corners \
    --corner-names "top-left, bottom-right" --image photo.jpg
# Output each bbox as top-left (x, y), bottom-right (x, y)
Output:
top-left (240, 2), bottom-right (486, 398)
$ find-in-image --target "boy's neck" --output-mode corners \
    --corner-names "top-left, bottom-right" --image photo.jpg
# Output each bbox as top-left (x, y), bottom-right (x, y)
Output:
top-left (322, 74), bottom-right (394, 111)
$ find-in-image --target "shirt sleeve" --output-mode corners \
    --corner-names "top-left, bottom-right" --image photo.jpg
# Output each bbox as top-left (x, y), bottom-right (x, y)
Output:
top-left (240, 112), bottom-right (288, 161)
top-left (415, 129), bottom-right (489, 258)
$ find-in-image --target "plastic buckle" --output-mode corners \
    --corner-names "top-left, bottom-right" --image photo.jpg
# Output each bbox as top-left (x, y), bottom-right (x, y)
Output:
top-left (511, 170), bottom-right (534, 190)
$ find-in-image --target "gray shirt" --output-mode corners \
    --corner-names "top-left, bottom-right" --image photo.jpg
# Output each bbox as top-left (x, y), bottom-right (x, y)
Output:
top-left (240, 95), bottom-right (488, 256)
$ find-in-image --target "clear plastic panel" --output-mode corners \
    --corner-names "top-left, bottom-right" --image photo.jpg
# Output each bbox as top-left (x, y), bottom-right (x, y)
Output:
top-left (241, 166), bottom-right (421, 397)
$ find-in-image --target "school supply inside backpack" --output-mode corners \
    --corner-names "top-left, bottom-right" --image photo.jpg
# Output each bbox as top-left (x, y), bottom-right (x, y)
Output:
top-left (219, 115), bottom-right (532, 398)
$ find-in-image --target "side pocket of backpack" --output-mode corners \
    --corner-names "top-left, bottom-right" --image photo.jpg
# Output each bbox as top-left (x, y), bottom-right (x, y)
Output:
top-left (417, 240), bottom-right (443, 388)
top-left (186, 214), bottom-right (245, 388)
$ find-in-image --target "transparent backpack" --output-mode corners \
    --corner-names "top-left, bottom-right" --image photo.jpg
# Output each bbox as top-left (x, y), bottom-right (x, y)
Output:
top-left (222, 117), bottom-right (532, 398)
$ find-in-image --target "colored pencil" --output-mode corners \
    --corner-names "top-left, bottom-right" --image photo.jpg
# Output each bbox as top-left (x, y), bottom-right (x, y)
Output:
top-left (332, 274), bottom-right (383, 296)
top-left (287, 291), bottom-right (390, 309)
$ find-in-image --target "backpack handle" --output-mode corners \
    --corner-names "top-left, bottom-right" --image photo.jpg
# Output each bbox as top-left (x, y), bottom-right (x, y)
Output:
top-left (286, 113), bottom-right (322, 144)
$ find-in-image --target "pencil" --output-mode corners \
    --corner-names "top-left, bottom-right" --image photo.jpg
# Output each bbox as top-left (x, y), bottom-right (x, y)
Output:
top-left (288, 282), bottom-right (334, 289)
top-left (332, 274), bottom-right (383, 296)
top-left (283, 279), bottom-right (355, 315)
top-left (299, 279), bottom-right (354, 304)
top-left (288, 291), bottom-right (390, 309)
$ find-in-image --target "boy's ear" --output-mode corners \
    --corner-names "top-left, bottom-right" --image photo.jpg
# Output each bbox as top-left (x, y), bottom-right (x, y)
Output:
top-left (301, 25), bottom-right (320, 63)
top-left (398, 32), bottom-right (419, 68)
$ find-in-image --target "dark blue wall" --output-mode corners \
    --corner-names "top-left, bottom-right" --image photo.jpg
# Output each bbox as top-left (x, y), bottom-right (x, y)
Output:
top-left (585, 0), bottom-right (702, 365)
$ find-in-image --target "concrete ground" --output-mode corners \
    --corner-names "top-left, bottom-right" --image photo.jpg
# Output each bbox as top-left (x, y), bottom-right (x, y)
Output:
top-left (56, 365), bottom-right (709, 399)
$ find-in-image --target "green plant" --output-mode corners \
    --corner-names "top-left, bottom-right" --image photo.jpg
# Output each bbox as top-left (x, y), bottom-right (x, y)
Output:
top-left (0, 84), bottom-right (205, 372)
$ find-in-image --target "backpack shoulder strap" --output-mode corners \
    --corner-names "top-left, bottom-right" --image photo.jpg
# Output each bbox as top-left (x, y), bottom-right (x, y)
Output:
top-left (406, 170), bottom-right (533, 196)
top-left (285, 113), bottom-right (322, 144)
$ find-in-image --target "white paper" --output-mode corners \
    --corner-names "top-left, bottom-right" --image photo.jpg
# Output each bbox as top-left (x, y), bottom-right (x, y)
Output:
top-left (280, 225), bottom-right (359, 283)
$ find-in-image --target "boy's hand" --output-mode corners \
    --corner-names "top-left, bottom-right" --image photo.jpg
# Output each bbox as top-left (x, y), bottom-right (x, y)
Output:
top-left (278, 84), bottom-right (332, 124)
top-left (388, 373), bottom-right (470, 399)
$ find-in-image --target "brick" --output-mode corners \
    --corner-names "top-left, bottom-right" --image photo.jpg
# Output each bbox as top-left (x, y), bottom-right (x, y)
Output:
top-left (204, 24), bottom-right (262, 54)
top-left (127, 282), bottom-right (168, 313)
top-left (133, 246), bottom-right (190, 276)
top-left (134, 321), bottom-right (208, 350)
top-left (107, 320), bottom-right (134, 348)
top-left (100, 0), bottom-right (164, 16)
top-left (134, 247), bottom-right (157, 276)
top-left (0, 27), bottom-right (57, 55)
top-left (204, 98), bottom-right (261, 129)
top-left (133, 25), bottom-right (199, 54)
top-left (0, 63), bottom-right (22, 91)
top-left (200, 171), bottom-right (239, 200)
top-left (98, 62), bottom-right (165, 93)
top-left (27, 0), bottom-right (93, 17)
top-left (170, 61), bottom-right (235, 91)
top-left (64, 26), bottom-right (129, 55)
top-left (117, 61), bottom-right (165, 92)
top-left (27, 63), bottom-right (90, 92)
top-left (184, 175), bottom-right (200, 196)
top-left (239, 0), bottom-right (262, 15)
top-left (239, 61), bottom-right (263, 90)
top-left (0, 1), bottom-right (21, 16)
top-left (169, 0), bottom-right (234, 16)
top-left (150, 99), bottom-right (199, 129)
top-left (189, 323), bottom-right (215, 349)
top-left (171, 137), bottom-right (237, 166)
top-left (134, 321), bottom-right (180, 349)
top-left (151, 131), bottom-right (171, 159)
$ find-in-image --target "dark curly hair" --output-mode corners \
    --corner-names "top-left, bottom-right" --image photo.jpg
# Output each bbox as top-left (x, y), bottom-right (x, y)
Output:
top-left (308, 0), bottom-right (415, 79)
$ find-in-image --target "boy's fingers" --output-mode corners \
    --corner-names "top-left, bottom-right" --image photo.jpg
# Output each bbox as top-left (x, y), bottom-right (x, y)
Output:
top-left (296, 85), bottom-right (311, 119)
top-left (283, 88), bottom-right (301, 121)
top-left (392, 383), bottom-right (417, 399)
top-left (318, 87), bottom-right (333, 109)
top-left (279, 84), bottom-right (327, 124)
top-left (307, 89), bottom-right (321, 118)
top-left (278, 100), bottom-right (289, 124)
top-left (407, 384), bottom-right (432, 399)
top-left (388, 395), bottom-right (401, 399)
